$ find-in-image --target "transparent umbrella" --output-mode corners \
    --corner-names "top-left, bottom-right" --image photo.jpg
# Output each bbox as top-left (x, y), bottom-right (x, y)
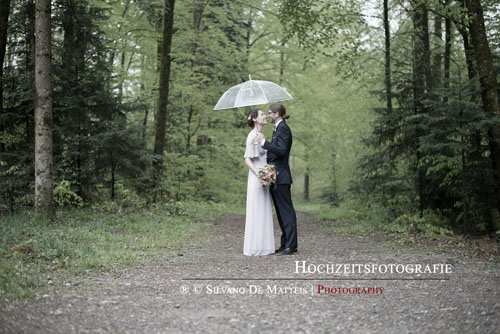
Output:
top-left (213, 74), bottom-right (293, 110)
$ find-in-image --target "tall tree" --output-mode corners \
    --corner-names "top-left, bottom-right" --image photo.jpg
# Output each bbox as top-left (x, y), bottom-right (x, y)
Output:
top-left (383, 0), bottom-right (392, 115)
top-left (443, 4), bottom-right (451, 103)
top-left (464, 0), bottom-right (500, 204)
top-left (34, 0), bottom-right (55, 218)
top-left (186, 0), bottom-right (204, 155)
top-left (153, 0), bottom-right (175, 169)
top-left (411, 0), bottom-right (430, 217)
top-left (0, 0), bottom-right (10, 153)
top-left (432, 13), bottom-right (442, 89)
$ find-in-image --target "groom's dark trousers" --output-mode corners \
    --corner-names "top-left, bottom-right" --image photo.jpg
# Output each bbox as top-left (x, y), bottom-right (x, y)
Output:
top-left (263, 120), bottom-right (297, 250)
top-left (271, 184), bottom-right (297, 249)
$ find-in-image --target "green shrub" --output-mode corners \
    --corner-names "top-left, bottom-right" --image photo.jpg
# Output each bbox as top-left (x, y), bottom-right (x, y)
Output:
top-left (54, 180), bottom-right (83, 208)
top-left (113, 182), bottom-right (147, 208)
top-left (389, 211), bottom-right (453, 236)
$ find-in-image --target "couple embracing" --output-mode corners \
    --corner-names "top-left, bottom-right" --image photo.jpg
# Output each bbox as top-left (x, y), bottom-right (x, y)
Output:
top-left (243, 103), bottom-right (297, 256)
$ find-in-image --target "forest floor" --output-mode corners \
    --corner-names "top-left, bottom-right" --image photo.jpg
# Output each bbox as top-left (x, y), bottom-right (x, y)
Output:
top-left (1, 211), bottom-right (499, 334)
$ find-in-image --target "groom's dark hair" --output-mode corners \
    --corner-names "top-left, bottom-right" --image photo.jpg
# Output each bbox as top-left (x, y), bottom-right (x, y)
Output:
top-left (269, 103), bottom-right (289, 119)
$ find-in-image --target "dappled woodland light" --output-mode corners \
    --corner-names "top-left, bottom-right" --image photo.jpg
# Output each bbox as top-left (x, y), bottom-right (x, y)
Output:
top-left (0, 0), bottom-right (499, 234)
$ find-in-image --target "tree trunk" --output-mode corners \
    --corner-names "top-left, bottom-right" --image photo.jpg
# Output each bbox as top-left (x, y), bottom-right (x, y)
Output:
top-left (61, 1), bottom-right (86, 198)
top-left (443, 13), bottom-right (451, 103)
top-left (465, 0), bottom-right (500, 211)
top-left (117, 51), bottom-right (125, 103)
top-left (411, 0), bottom-right (428, 218)
top-left (455, 0), bottom-right (476, 97)
top-left (0, 0), bottom-right (10, 153)
top-left (186, 105), bottom-right (193, 154)
top-left (140, 54), bottom-right (148, 142)
top-left (25, 0), bottom-right (35, 148)
top-left (153, 0), bottom-right (175, 170)
top-left (433, 13), bottom-right (442, 89)
top-left (142, 101), bottom-right (148, 141)
top-left (458, 80), bottom-right (469, 232)
top-left (383, 0), bottom-right (392, 115)
top-left (193, 0), bottom-right (204, 69)
top-left (304, 169), bottom-right (310, 201)
top-left (108, 0), bottom-right (131, 68)
top-left (110, 149), bottom-right (115, 200)
top-left (194, 0), bottom-right (203, 33)
top-left (412, 0), bottom-right (428, 110)
top-left (245, 10), bottom-right (252, 70)
top-left (456, 16), bottom-right (484, 167)
top-left (421, 6), bottom-right (432, 94)
top-left (27, 0), bottom-right (35, 72)
top-left (186, 0), bottom-right (203, 155)
top-left (61, 2), bottom-right (74, 84)
top-left (34, 0), bottom-right (55, 219)
top-left (279, 41), bottom-right (285, 86)
top-left (457, 27), bottom-right (476, 90)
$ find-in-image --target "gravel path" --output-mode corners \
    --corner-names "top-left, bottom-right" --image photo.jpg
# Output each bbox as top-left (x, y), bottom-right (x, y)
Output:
top-left (1, 212), bottom-right (499, 333)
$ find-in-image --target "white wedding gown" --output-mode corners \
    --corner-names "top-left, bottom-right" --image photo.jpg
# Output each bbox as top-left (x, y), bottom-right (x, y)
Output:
top-left (243, 130), bottom-right (275, 256)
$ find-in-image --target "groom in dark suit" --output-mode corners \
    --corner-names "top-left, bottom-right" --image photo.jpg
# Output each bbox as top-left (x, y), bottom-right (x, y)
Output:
top-left (257, 103), bottom-right (297, 255)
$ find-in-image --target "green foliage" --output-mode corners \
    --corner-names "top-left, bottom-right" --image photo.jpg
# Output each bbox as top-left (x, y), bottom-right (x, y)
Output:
top-left (320, 185), bottom-right (340, 206)
top-left (0, 200), bottom-right (240, 301)
top-left (162, 153), bottom-right (205, 201)
top-left (2, 0), bottom-right (498, 238)
top-left (356, 0), bottom-right (500, 234)
top-left (388, 212), bottom-right (453, 237)
top-left (0, 0), bottom-right (377, 214)
top-left (280, 0), bottom-right (368, 78)
top-left (112, 182), bottom-right (149, 208)
top-left (305, 198), bottom-right (456, 248)
top-left (305, 197), bottom-right (387, 234)
top-left (0, 1), bottom-right (37, 215)
top-left (53, 180), bottom-right (83, 208)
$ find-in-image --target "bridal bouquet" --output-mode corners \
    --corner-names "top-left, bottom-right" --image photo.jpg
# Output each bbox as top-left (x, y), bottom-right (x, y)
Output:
top-left (258, 164), bottom-right (277, 187)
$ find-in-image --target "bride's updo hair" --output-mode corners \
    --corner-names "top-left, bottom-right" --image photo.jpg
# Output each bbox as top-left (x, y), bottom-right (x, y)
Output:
top-left (247, 109), bottom-right (260, 128)
top-left (269, 103), bottom-right (290, 119)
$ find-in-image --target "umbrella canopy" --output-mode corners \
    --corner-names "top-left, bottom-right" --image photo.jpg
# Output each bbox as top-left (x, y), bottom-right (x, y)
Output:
top-left (213, 75), bottom-right (293, 110)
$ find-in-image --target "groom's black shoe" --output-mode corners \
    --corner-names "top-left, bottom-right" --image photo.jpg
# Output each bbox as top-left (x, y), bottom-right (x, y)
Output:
top-left (275, 246), bottom-right (285, 253)
top-left (276, 247), bottom-right (297, 255)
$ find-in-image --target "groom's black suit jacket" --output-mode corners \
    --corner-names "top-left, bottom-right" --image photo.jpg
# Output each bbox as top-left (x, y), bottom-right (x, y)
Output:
top-left (263, 120), bottom-right (293, 185)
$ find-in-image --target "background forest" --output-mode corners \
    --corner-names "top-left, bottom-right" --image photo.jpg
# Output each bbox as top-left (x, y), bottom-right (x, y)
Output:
top-left (1, 0), bottom-right (499, 235)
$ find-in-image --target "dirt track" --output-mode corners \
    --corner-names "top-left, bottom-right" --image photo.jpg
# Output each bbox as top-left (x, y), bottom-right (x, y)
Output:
top-left (1, 212), bottom-right (499, 333)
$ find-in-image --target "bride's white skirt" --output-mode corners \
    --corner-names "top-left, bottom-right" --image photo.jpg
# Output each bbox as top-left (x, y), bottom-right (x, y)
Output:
top-left (244, 170), bottom-right (275, 256)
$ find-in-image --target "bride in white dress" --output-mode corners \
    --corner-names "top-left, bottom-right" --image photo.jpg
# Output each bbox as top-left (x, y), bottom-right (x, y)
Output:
top-left (243, 109), bottom-right (275, 256)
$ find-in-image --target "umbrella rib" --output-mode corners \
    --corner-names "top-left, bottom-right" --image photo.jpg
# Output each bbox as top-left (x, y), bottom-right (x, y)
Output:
top-left (256, 81), bottom-right (269, 102)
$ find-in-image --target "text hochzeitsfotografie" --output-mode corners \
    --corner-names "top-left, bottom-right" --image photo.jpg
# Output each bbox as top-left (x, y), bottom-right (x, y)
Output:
top-left (295, 261), bottom-right (452, 275)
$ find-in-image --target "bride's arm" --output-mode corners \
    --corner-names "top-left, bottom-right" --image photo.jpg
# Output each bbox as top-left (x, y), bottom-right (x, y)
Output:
top-left (245, 157), bottom-right (258, 176)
